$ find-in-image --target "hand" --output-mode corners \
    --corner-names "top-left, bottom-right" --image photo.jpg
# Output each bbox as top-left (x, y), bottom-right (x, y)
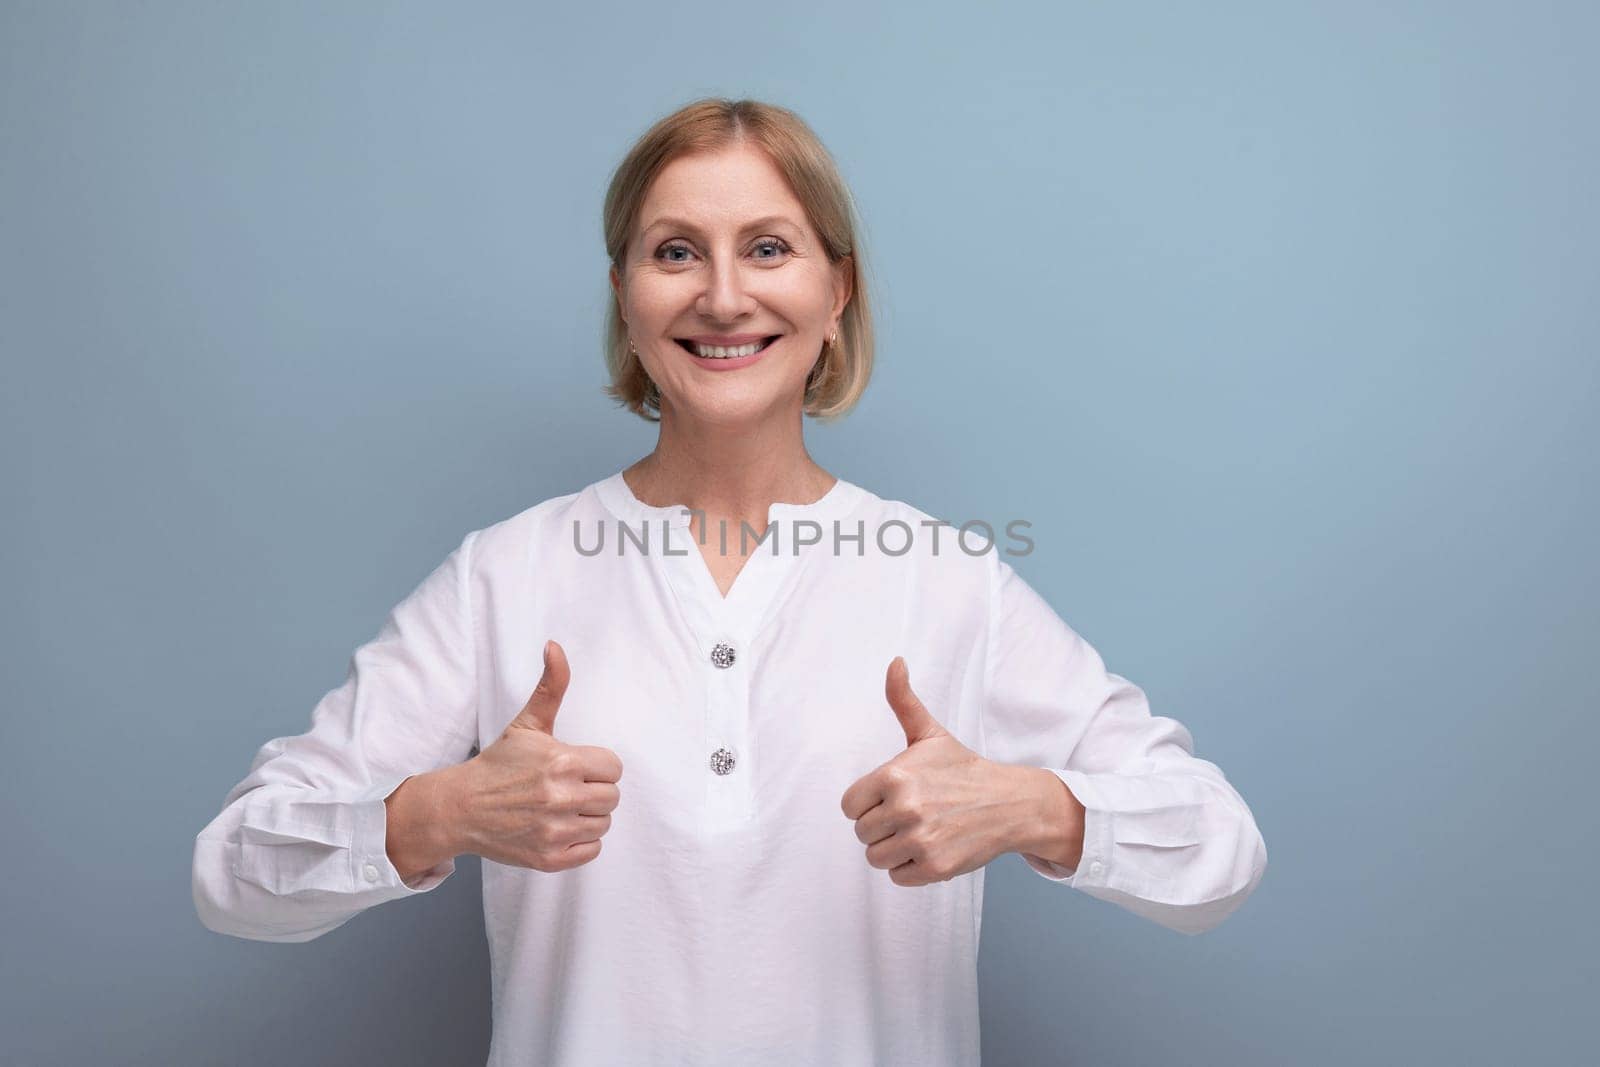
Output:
top-left (840, 657), bottom-right (1039, 887)
top-left (454, 639), bottom-right (623, 872)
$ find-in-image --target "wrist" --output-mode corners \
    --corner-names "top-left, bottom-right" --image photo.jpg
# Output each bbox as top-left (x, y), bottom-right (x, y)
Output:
top-left (1017, 768), bottom-right (1086, 871)
top-left (384, 765), bottom-right (466, 881)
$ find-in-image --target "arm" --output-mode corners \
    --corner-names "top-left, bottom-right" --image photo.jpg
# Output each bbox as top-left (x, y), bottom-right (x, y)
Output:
top-left (191, 529), bottom-right (480, 942)
top-left (981, 555), bottom-right (1268, 936)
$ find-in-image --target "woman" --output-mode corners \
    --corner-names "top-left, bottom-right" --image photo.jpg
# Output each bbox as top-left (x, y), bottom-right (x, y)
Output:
top-left (193, 97), bottom-right (1268, 1065)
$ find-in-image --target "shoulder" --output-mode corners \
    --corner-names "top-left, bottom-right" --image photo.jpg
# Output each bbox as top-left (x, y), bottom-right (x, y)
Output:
top-left (454, 474), bottom-right (614, 577)
top-left (834, 478), bottom-right (1013, 600)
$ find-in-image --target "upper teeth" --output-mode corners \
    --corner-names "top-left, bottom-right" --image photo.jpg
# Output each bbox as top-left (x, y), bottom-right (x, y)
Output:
top-left (693, 339), bottom-right (770, 359)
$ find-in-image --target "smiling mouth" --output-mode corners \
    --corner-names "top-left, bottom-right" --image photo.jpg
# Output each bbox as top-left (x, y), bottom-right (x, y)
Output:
top-left (675, 336), bottom-right (781, 359)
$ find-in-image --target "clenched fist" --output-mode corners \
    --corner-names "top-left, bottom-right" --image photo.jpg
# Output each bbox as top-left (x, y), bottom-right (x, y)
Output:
top-left (841, 657), bottom-right (1052, 887)
top-left (453, 639), bottom-right (624, 872)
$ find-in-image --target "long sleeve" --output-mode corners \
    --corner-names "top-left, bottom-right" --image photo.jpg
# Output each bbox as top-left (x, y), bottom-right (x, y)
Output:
top-left (191, 529), bottom-right (481, 943)
top-left (980, 555), bottom-right (1268, 936)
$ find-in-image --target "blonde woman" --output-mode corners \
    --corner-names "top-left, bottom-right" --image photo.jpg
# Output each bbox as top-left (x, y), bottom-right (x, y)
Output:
top-left (193, 97), bottom-right (1268, 1065)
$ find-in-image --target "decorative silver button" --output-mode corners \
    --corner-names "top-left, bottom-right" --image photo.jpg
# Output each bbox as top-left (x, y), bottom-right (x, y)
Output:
top-left (710, 642), bottom-right (736, 669)
top-left (709, 747), bottom-right (737, 775)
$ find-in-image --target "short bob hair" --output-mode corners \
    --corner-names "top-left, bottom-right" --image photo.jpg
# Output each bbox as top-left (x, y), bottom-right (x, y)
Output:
top-left (601, 98), bottom-right (874, 422)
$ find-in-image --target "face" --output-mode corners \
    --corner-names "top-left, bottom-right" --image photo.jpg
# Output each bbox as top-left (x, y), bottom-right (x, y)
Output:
top-left (610, 143), bottom-right (852, 426)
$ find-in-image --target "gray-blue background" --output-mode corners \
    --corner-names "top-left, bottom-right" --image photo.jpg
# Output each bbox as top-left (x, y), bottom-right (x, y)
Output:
top-left (3, 1), bottom-right (1593, 1063)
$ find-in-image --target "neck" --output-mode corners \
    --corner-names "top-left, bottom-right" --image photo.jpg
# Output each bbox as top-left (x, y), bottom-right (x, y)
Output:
top-left (623, 401), bottom-right (835, 531)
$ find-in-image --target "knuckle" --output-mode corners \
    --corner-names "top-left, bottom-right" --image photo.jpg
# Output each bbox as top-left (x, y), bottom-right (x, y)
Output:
top-left (881, 765), bottom-right (908, 787)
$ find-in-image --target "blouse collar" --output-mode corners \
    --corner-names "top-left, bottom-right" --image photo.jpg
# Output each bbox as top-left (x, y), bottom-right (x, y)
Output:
top-left (595, 469), bottom-right (866, 530)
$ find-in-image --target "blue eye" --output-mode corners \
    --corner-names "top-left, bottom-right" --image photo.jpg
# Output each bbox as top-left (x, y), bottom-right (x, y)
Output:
top-left (653, 237), bottom-right (791, 265)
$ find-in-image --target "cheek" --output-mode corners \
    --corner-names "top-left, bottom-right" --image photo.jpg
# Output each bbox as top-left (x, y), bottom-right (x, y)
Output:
top-left (754, 268), bottom-right (834, 319)
top-left (626, 272), bottom-right (690, 322)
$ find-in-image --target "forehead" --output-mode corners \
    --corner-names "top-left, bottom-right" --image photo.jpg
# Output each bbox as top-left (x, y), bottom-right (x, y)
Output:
top-left (638, 144), bottom-right (807, 231)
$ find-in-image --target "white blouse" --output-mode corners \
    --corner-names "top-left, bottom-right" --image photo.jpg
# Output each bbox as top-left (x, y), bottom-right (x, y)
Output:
top-left (193, 469), bottom-right (1268, 1066)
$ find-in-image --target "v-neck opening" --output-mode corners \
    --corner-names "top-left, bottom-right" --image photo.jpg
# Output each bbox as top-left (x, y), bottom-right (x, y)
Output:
top-left (687, 512), bottom-right (800, 605)
top-left (700, 539), bottom-right (756, 604)
top-left (686, 519), bottom-right (783, 610)
top-left (593, 468), bottom-right (868, 639)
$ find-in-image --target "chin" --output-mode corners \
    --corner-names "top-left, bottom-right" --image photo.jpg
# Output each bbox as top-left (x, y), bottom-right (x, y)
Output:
top-left (668, 384), bottom-right (807, 426)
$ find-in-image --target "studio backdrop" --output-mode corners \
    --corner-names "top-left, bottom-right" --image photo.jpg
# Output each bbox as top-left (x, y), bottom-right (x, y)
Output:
top-left (2, 1), bottom-right (1594, 1064)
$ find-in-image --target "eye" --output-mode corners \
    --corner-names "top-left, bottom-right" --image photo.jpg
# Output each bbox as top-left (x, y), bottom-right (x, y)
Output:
top-left (752, 237), bottom-right (791, 261)
top-left (655, 240), bottom-right (695, 264)
top-left (652, 237), bottom-right (791, 266)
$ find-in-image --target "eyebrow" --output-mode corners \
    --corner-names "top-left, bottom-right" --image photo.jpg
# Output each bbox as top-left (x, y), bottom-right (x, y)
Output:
top-left (641, 214), bottom-right (804, 239)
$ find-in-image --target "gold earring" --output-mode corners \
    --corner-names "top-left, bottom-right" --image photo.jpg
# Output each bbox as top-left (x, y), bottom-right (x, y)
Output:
top-left (829, 331), bottom-right (838, 348)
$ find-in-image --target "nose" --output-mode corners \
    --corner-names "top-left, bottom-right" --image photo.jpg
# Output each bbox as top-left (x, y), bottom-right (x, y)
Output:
top-left (695, 253), bottom-right (756, 324)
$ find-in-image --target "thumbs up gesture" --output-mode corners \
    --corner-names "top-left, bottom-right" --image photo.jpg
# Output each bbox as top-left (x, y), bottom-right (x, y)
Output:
top-left (455, 639), bottom-right (624, 872)
top-left (840, 657), bottom-right (1043, 887)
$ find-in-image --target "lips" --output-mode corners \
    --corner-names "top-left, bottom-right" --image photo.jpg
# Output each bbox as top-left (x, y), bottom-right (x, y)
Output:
top-left (674, 335), bottom-right (781, 358)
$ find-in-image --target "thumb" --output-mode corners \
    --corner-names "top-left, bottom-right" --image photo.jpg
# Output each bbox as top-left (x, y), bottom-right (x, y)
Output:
top-left (885, 656), bottom-right (944, 746)
top-left (514, 639), bottom-right (571, 735)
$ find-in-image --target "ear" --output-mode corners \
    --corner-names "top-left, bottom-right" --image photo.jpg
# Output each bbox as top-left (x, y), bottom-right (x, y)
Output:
top-left (609, 264), bottom-right (627, 325)
top-left (829, 254), bottom-right (854, 324)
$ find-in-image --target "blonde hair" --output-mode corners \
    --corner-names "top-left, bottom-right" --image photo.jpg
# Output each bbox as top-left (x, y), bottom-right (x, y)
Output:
top-left (601, 98), bottom-right (874, 422)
